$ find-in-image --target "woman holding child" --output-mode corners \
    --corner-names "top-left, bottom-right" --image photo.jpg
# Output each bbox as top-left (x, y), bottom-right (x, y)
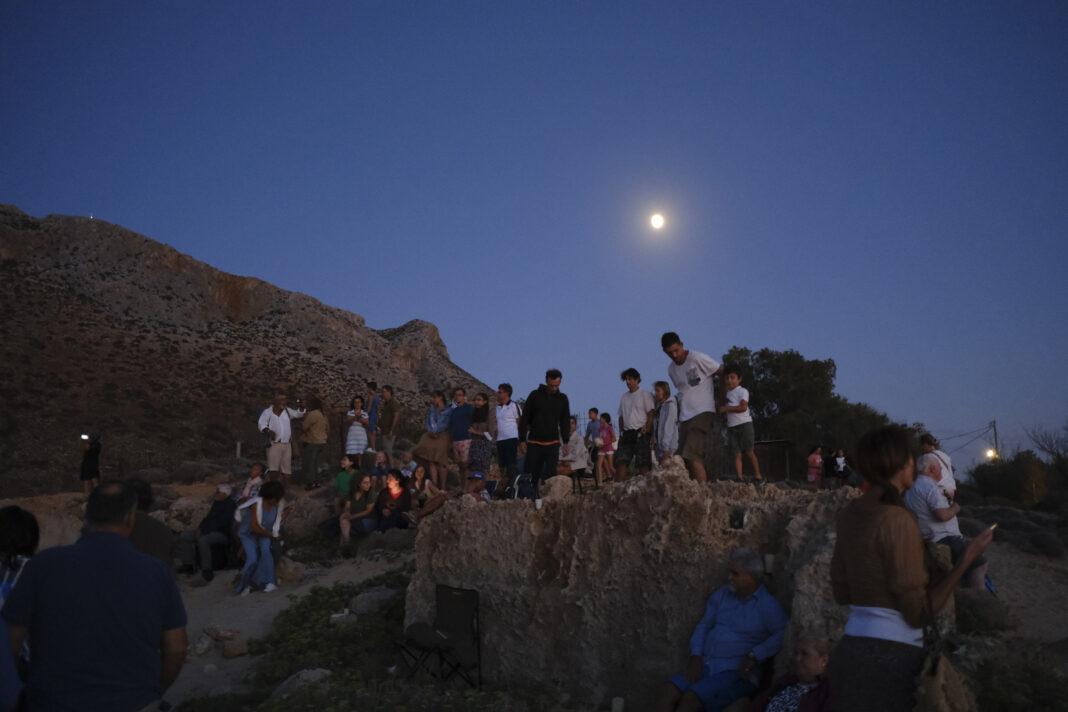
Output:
top-left (828, 425), bottom-right (993, 711)
top-left (235, 480), bottom-right (285, 596)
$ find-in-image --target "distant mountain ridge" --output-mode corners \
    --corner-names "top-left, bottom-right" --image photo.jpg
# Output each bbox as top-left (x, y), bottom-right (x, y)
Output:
top-left (0, 204), bottom-right (488, 495)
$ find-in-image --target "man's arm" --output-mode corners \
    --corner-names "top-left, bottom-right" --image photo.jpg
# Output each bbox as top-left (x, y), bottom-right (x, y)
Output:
top-left (751, 595), bottom-right (788, 662)
top-left (388, 409), bottom-right (399, 435)
top-left (257, 409), bottom-right (272, 434)
top-left (159, 627), bottom-right (188, 691)
top-left (559, 395), bottom-right (571, 454)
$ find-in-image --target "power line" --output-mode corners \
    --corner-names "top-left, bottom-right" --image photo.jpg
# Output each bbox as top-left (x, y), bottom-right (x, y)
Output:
top-left (936, 424), bottom-right (993, 442)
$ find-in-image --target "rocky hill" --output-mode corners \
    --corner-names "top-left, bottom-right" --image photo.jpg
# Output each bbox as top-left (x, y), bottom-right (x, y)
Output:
top-left (0, 205), bottom-right (489, 495)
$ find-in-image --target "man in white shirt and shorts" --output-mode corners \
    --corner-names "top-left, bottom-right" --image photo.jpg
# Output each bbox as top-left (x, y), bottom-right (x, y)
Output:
top-left (662, 332), bottom-right (724, 484)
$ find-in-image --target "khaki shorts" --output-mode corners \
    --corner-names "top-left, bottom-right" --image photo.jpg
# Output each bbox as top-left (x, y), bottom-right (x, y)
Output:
top-left (679, 411), bottom-right (714, 461)
top-left (381, 434), bottom-right (396, 456)
top-left (267, 442), bottom-right (292, 474)
top-left (728, 421), bottom-right (755, 454)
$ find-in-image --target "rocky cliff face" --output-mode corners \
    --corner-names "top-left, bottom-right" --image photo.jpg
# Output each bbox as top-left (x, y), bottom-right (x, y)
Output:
top-left (0, 205), bottom-right (488, 495)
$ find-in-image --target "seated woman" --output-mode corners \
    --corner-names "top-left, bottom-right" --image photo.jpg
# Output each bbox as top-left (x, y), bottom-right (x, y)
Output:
top-left (235, 480), bottom-right (285, 596)
top-left (408, 464), bottom-right (440, 510)
top-left (339, 473), bottom-right (377, 551)
top-left (375, 470), bottom-right (413, 532)
top-left (828, 425), bottom-right (993, 711)
top-left (747, 636), bottom-right (832, 712)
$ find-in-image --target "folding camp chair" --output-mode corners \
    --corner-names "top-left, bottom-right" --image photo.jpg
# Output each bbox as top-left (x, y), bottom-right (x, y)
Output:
top-left (399, 584), bottom-right (481, 689)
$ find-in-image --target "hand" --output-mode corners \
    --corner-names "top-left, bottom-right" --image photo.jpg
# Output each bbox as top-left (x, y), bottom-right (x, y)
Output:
top-left (717, 405), bottom-right (726, 413)
top-left (519, 442), bottom-right (527, 454)
top-left (266, 428), bottom-right (276, 439)
top-left (685, 655), bottom-right (703, 684)
top-left (562, 445), bottom-right (569, 457)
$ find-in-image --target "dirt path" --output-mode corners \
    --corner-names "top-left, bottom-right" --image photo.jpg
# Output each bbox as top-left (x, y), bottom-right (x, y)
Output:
top-left (986, 540), bottom-right (1068, 644)
top-left (165, 552), bottom-right (412, 706)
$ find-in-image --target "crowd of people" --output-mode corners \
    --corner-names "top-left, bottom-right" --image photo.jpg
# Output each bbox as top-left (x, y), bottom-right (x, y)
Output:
top-left (0, 331), bottom-right (996, 711)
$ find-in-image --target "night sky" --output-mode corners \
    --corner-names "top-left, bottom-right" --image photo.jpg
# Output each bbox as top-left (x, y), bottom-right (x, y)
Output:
top-left (3, 2), bottom-right (1066, 473)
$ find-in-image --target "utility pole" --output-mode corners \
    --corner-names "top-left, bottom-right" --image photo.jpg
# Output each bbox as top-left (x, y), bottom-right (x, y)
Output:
top-left (990, 420), bottom-right (999, 457)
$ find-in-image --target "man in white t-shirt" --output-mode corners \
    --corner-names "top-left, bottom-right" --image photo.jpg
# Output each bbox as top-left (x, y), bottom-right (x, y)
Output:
top-left (495, 383), bottom-right (522, 480)
top-left (616, 367), bottom-right (656, 482)
top-left (662, 332), bottom-right (724, 484)
top-left (904, 457), bottom-right (988, 588)
top-left (919, 433), bottom-right (956, 500)
top-left (718, 365), bottom-right (763, 483)
top-left (258, 394), bottom-right (306, 485)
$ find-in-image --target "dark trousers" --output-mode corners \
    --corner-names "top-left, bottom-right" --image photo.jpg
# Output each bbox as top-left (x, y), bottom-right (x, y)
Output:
top-left (497, 438), bottom-right (519, 479)
top-left (302, 442), bottom-right (323, 480)
top-left (524, 442), bottom-right (560, 486)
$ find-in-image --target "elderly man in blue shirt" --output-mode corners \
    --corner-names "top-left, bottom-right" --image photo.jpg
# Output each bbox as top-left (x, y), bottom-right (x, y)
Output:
top-left (658, 548), bottom-right (788, 712)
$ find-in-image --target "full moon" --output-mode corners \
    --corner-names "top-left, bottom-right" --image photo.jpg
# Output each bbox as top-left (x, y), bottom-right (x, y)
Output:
top-left (651, 213), bottom-right (665, 229)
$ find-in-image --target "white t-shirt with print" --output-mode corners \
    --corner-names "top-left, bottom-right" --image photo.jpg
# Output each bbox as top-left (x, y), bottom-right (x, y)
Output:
top-left (668, 350), bottom-right (721, 422)
top-left (724, 386), bottom-right (752, 427)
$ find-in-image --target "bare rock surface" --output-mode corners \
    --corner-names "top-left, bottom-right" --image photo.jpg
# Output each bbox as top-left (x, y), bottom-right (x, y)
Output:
top-left (405, 461), bottom-right (861, 708)
top-left (270, 668), bottom-right (332, 700)
top-left (0, 204), bottom-right (490, 496)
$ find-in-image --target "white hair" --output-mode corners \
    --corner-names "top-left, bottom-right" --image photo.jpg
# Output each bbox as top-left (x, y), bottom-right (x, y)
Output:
top-left (730, 547), bottom-right (764, 582)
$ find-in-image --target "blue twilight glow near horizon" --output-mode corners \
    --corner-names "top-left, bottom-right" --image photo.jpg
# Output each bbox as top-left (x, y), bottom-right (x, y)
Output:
top-left (2, 2), bottom-right (1066, 474)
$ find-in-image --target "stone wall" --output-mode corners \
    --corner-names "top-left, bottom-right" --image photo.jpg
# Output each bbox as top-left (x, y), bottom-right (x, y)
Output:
top-left (405, 460), bottom-right (861, 709)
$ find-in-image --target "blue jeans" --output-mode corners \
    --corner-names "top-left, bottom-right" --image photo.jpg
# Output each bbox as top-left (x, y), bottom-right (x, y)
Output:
top-left (237, 534), bottom-right (275, 592)
top-left (669, 669), bottom-right (755, 712)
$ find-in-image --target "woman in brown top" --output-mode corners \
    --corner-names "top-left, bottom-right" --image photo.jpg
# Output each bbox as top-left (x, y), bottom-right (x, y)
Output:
top-left (828, 425), bottom-right (992, 711)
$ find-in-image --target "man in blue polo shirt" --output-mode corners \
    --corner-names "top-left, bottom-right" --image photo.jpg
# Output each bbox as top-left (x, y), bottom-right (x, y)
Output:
top-left (2, 481), bottom-right (188, 712)
top-left (658, 548), bottom-right (787, 712)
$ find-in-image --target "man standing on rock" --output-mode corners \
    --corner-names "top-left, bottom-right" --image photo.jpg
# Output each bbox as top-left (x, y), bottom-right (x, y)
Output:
top-left (616, 368), bottom-right (656, 482)
top-left (662, 332), bottom-right (724, 484)
top-left (518, 368), bottom-right (571, 495)
top-left (258, 394), bottom-right (306, 486)
top-left (299, 396), bottom-right (328, 482)
top-left (2, 481), bottom-right (188, 712)
top-left (450, 387), bottom-right (475, 480)
top-left (378, 385), bottom-right (401, 465)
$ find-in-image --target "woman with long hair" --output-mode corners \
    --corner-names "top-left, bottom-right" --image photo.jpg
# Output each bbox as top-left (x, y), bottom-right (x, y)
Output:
top-left (828, 425), bottom-right (993, 711)
top-left (339, 473), bottom-right (377, 552)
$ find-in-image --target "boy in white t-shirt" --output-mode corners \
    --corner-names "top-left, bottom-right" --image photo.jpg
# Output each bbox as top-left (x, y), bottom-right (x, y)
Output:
top-left (718, 365), bottom-right (763, 482)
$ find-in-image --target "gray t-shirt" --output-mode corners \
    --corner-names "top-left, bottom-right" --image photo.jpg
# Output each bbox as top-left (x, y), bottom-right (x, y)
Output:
top-left (904, 475), bottom-right (960, 541)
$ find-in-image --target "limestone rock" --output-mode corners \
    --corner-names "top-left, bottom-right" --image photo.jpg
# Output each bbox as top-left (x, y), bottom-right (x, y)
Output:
top-left (220, 639), bottom-right (248, 658)
top-left (204, 626), bottom-right (239, 641)
top-left (193, 634), bottom-right (214, 656)
top-left (405, 460), bottom-right (861, 709)
top-left (541, 475), bottom-right (572, 503)
top-left (270, 668), bottom-right (332, 699)
top-left (278, 495), bottom-right (332, 541)
top-left (349, 586), bottom-right (397, 615)
top-left (274, 556), bottom-right (306, 584)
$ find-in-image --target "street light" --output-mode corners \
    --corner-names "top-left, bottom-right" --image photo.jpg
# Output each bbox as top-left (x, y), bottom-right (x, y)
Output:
top-left (985, 449), bottom-right (997, 460)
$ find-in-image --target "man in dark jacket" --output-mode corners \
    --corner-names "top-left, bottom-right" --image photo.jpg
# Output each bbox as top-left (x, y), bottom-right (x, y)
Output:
top-left (176, 484), bottom-right (237, 583)
top-left (518, 368), bottom-right (571, 495)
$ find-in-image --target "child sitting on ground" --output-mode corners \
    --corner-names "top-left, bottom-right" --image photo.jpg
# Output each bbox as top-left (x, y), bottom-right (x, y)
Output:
top-left (718, 365), bottom-right (763, 483)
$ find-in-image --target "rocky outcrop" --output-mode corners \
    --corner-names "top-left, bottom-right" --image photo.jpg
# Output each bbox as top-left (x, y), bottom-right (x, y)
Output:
top-left (406, 462), bottom-right (861, 709)
top-left (0, 205), bottom-right (490, 495)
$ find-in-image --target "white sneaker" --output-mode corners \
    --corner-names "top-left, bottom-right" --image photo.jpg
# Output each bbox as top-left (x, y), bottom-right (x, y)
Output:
top-left (263, 583), bottom-right (277, 593)
top-left (238, 587), bottom-right (251, 597)
top-left (364, 448), bottom-right (375, 453)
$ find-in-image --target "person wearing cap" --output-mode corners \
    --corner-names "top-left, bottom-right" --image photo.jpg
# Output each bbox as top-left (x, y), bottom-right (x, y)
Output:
top-left (176, 483), bottom-right (237, 583)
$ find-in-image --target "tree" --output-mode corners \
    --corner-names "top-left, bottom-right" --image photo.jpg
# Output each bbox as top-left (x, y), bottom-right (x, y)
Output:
top-left (721, 346), bottom-right (914, 479)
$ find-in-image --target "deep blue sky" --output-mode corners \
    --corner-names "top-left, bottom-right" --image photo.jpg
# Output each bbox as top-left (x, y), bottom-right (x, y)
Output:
top-left (3, 2), bottom-right (1066, 473)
